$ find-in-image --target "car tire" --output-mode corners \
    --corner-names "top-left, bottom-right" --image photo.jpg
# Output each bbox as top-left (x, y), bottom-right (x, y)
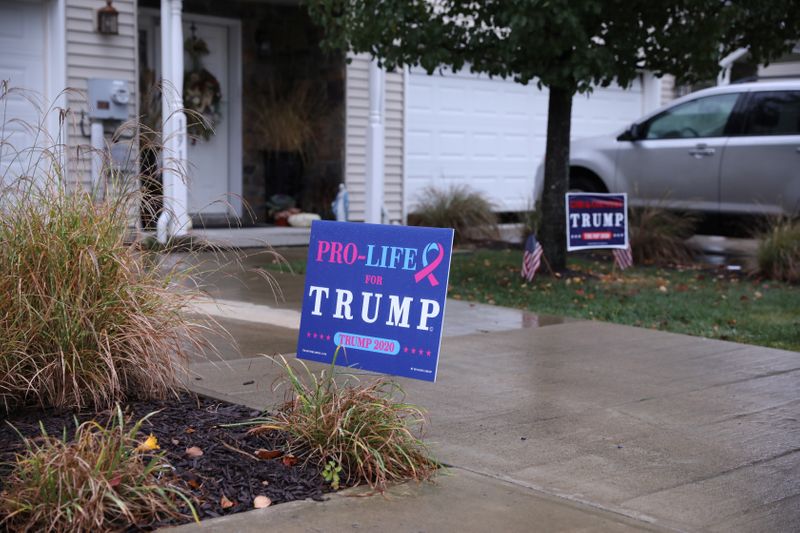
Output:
top-left (569, 171), bottom-right (606, 193)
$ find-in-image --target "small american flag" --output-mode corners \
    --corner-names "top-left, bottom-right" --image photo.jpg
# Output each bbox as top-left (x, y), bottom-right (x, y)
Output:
top-left (521, 234), bottom-right (544, 282)
top-left (613, 243), bottom-right (633, 270)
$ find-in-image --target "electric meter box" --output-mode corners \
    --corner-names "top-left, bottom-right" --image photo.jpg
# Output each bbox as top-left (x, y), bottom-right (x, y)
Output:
top-left (87, 79), bottom-right (130, 121)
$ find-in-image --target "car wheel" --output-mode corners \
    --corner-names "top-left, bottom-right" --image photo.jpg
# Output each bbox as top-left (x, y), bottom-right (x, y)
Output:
top-left (569, 172), bottom-right (606, 193)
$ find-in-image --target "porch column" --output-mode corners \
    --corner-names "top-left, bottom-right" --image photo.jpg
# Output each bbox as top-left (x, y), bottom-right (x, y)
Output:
top-left (157, 0), bottom-right (190, 242)
top-left (365, 59), bottom-right (385, 224)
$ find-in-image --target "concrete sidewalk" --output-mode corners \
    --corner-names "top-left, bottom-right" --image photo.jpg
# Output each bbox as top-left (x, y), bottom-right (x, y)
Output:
top-left (173, 250), bottom-right (800, 532)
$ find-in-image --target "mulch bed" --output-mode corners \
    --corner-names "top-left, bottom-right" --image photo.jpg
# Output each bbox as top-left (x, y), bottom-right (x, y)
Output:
top-left (0, 392), bottom-right (330, 529)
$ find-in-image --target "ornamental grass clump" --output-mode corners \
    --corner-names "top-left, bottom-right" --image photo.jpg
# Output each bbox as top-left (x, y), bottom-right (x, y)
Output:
top-left (0, 177), bottom-right (199, 412)
top-left (0, 170), bottom-right (201, 413)
top-left (410, 185), bottom-right (498, 244)
top-left (0, 407), bottom-right (196, 532)
top-left (250, 355), bottom-right (438, 491)
top-left (756, 217), bottom-right (800, 283)
top-left (629, 205), bottom-right (697, 265)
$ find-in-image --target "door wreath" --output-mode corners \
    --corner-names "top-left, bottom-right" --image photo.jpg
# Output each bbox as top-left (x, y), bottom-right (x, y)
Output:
top-left (184, 23), bottom-right (222, 142)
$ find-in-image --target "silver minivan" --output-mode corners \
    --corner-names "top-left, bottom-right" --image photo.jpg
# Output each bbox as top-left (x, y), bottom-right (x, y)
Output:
top-left (541, 81), bottom-right (800, 217)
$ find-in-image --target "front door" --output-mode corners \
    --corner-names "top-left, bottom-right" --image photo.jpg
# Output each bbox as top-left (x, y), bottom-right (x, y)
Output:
top-left (184, 19), bottom-right (229, 216)
top-left (140, 11), bottom-right (241, 221)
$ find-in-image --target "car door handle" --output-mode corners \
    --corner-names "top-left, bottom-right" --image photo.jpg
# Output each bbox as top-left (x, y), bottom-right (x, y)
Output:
top-left (689, 145), bottom-right (715, 158)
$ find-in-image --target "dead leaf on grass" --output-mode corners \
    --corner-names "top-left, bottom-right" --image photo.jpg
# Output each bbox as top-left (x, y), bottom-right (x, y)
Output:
top-left (135, 434), bottom-right (160, 452)
top-left (185, 427), bottom-right (196, 434)
top-left (282, 454), bottom-right (298, 467)
top-left (255, 449), bottom-right (283, 460)
top-left (220, 495), bottom-right (235, 509)
top-left (254, 495), bottom-right (272, 509)
top-left (186, 446), bottom-right (204, 458)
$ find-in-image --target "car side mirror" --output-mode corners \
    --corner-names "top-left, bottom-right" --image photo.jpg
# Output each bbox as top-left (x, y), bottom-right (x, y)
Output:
top-left (617, 124), bottom-right (640, 141)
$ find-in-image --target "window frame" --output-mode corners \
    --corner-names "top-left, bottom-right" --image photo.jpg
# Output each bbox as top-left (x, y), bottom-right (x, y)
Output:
top-left (738, 90), bottom-right (800, 137)
top-left (637, 92), bottom-right (746, 141)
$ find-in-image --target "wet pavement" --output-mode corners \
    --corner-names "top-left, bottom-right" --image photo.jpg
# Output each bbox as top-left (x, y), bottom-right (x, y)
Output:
top-left (176, 248), bottom-right (799, 533)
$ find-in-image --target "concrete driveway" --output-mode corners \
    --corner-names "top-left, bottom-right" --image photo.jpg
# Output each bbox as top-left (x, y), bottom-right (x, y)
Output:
top-left (177, 249), bottom-right (800, 532)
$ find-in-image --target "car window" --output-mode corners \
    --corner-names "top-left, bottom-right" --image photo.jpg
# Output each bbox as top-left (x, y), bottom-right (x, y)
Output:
top-left (643, 93), bottom-right (740, 140)
top-left (743, 91), bottom-right (800, 136)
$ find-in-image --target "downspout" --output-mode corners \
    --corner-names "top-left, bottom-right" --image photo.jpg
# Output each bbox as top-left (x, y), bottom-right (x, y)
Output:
top-left (718, 48), bottom-right (749, 86)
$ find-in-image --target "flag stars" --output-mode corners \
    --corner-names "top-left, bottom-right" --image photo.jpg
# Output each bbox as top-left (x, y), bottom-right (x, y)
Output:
top-left (403, 347), bottom-right (408, 353)
top-left (411, 348), bottom-right (416, 354)
top-left (426, 350), bottom-right (432, 356)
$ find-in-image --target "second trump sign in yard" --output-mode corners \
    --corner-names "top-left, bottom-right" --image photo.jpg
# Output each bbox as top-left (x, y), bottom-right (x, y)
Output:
top-left (566, 193), bottom-right (629, 251)
top-left (297, 221), bottom-right (454, 382)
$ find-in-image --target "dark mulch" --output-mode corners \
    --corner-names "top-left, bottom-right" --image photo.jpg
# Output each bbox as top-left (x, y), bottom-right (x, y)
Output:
top-left (0, 392), bottom-right (329, 528)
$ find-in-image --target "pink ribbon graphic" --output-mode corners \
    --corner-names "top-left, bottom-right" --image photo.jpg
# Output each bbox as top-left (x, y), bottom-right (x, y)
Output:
top-left (414, 242), bottom-right (444, 286)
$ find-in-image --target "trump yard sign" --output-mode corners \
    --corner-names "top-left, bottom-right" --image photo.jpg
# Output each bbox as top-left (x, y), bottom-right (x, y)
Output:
top-left (296, 221), bottom-right (454, 382)
top-left (566, 193), bottom-right (628, 251)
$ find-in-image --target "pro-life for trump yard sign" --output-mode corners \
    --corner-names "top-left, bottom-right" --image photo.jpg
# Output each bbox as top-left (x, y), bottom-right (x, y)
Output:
top-left (566, 193), bottom-right (628, 251)
top-left (296, 221), bottom-right (454, 382)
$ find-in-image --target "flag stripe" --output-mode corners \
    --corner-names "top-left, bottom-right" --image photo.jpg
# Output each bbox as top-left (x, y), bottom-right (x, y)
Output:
top-left (613, 244), bottom-right (633, 270)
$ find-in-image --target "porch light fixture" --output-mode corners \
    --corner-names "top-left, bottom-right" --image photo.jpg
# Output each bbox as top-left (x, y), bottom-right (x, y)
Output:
top-left (97, 1), bottom-right (119, 35)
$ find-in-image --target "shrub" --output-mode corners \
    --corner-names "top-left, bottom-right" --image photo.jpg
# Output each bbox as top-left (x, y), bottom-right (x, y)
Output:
top-left (756, 217), bottom-right (800, 283)
top-left (0, 407), bottom-right (196, 532)
top-left (0, 89), bottom-right (205, 413)
top-left (409, 185), bottom-right (498, 244)
top-left (0, 174), bottom-right (204, 412)
top-left (629, 205), bottom-right (697, 265)
top-left (249, 355), bottom-right (439, 491)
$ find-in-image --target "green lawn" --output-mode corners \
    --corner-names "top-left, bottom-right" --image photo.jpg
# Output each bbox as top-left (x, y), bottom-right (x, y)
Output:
top-left (263, 248), bottom-right (800, 352)
top-left (447, 249), bottom-right (800, 352)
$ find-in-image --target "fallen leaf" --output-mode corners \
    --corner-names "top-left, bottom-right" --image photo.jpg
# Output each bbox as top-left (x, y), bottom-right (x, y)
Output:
top-left (220, 495), bottom-right (235, 509)
top-left (187, 478), bottom-right (202, 489)
top-left (658, 285), bottom-right (668, 293)
top-left (136, 434), bottom-right (160, 452)
top-left (108, 474), bottom-right (122, 488)
top-left (171, 438), bottom-right (180, 445)
top-left (186, 446), bottom-right (204, 458)
top-left (255, 449), bottom-right (282, 460)
top-left (185, 427), bottom-right (196, 434)
top-left (754, 291), bottom-right (763, 299)
top-left (282, 454), bottom-right (298, 467)
top-left (261, 480), bottom-right (269, 486)
top-left (253, 495), bottom-right (272, 509)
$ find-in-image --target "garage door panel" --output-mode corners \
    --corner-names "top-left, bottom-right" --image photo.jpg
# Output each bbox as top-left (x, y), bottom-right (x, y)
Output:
top-left (406, 71), bottom-right (643, 213)
top-left (1, 1), bottom-right (47, 181)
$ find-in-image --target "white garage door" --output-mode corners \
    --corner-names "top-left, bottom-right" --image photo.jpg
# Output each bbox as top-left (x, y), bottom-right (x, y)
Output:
top-left (405, 69), bottom-right (643, 213)
top-left (0, 0), bottom-right (47, 181)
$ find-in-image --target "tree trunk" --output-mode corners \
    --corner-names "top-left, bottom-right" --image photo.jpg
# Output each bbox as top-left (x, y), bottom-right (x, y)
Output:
top-left (540, 86), bottom-right (573, 272)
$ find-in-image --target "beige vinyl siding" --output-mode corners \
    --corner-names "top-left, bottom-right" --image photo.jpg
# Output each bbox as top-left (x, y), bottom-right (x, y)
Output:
top-left (65, 0), bottom-right (137, 188)
top-left (344, 55), bottom-right (404, 223)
